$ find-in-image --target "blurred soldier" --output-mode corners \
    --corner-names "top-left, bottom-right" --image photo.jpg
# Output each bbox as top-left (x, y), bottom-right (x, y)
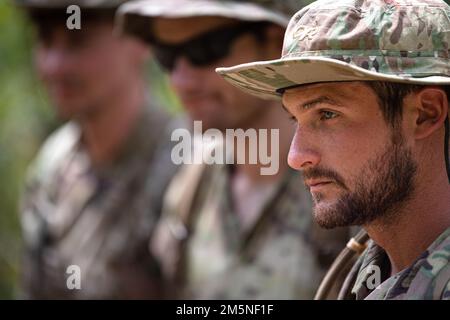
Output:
top-left (218, 0), bottom-right (450, 299)
top-left (17, 0), bottom-right (178, 299)
top-left (117, 0), bottom-right (351, 299)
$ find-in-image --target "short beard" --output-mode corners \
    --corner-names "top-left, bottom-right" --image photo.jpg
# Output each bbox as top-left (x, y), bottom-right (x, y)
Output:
top-left (306, 132), bottom-right (417, 229)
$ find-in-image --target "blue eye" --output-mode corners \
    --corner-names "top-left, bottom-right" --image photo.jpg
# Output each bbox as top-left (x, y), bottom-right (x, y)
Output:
top-left (320, 110), bottom-right (338, 120)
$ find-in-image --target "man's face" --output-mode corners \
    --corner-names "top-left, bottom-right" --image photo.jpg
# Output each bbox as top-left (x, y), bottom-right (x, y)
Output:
top-left (282, 82), bottom-right (417, 228)
top-left (34, 19), bottom-right (148, 119)
top-left (152, 16), bottom-right (274, 131)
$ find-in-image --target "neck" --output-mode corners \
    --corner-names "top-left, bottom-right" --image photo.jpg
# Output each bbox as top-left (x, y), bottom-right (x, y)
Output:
top-left (365, 166), bottom-right (450, 275)
top-left (78, 79), bottom-right (145, 167)
top-left (229, 102), bottom-right (293, 229)
top-left (232, 102), bottom-right (294, 184)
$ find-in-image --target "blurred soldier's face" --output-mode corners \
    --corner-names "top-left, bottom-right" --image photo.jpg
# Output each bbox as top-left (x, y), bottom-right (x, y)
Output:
top-left (283, 82), bottom-right (417, 229)
top-left (152, 16), bottom-right (281, 131)
top-left (34, 18), bottom-right (148, 119)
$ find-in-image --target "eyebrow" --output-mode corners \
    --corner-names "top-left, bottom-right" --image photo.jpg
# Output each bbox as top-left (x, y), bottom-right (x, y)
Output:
top-left (300, 96), bottom-right (341, 110)
top-left (283, 95), bottom-right (342, 113)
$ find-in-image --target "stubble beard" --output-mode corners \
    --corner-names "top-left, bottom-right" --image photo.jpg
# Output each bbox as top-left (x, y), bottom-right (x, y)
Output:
top-left (308, 133), bottom-right (418, 229)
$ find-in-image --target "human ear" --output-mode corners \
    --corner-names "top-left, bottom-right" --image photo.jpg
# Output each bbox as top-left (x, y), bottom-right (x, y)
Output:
top-left (413, 87), bottom-right (448, 140)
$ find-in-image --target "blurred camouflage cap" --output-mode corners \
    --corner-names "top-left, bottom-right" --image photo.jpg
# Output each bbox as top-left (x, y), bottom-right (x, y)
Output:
top-left (116, 0), bottom-right (314, 39)
top-left (216, 0), bottom-right (450, 100)
top-left (16, 0), bottom-right (129, 9)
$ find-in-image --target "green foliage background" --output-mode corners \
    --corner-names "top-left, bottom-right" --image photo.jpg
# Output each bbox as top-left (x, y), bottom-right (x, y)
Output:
top-left (0, 0), bottom-right (180, 299)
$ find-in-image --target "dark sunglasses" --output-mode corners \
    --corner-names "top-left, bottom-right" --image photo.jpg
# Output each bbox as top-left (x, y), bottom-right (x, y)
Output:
top-left (150, 21), bottom-right (270, 72)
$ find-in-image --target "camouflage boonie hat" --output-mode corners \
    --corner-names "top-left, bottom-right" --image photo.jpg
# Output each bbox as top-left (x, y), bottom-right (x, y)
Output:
top-left (116, 0), bottom-right (314, 38)
top-left (216, 0), bottom-right (450, 100)
top-left (16, 0), bottom-right (128, 9)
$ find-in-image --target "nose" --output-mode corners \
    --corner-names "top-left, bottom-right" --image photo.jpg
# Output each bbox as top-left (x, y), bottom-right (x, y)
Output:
top-left (287, 126), bottom-right (321, 171)
top-left (169, 57), bottom-right (203, 94)
top-left (36, 46), bottom-right (73, 81)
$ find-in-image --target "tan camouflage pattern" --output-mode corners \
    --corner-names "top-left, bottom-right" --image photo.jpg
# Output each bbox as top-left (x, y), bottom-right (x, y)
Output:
top-left (117, 0), bottom-right (315, 38)
top-left (340, 227), bottom-right (450, 300)
top-left (216, 0), bottom-right (450, 100)
top-left (20, 104), bottom-right (180, 299)
top-left (151, 150), bottom-right (351, 299)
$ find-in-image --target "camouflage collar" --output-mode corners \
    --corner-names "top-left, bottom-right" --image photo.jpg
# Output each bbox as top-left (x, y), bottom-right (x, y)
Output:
top-left (351, 226), bottom-right (450, 300)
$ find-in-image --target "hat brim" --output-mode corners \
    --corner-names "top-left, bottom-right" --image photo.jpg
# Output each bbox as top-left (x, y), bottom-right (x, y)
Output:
top-left (17, 0), bottom-right (125, 9)
top-left (216, 56), bottom-right (450, 100)
top-left (117, 0), bottom-right (289, 32)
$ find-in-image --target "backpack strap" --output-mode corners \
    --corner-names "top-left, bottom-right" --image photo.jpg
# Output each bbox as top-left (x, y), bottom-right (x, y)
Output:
top-left (151, 162), bottom-right (208, 296)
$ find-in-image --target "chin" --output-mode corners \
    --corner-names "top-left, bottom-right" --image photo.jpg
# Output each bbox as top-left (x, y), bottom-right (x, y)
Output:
top-left (54, 102), bottom-right (86, 120)
top-left (312, 199), bottom-right (348, 229)
top-left (311, 190), bottom-right (333, 204)
top-left (313, 210), bottom-right (343, 229)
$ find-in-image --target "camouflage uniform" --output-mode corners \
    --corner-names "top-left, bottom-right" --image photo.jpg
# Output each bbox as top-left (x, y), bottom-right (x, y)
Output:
top-left (217, 0), bottom-right (450, 300)
top-left (18, 0), bottom-right (180, 299)
top-left (340, 227), bottom-right (450, 300)
top-left (118, 0), bottom-right (349, 299)
top-left (21, 103), bottom-right (179, 299)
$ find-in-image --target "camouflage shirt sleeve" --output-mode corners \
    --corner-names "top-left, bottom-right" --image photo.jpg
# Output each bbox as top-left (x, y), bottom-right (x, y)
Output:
top-left (442, 280), bottom-right (450, 300)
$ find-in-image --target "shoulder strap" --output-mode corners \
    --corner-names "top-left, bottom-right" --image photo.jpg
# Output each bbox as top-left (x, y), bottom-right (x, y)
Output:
top-left (150, 162), bottom-right (209, 296)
